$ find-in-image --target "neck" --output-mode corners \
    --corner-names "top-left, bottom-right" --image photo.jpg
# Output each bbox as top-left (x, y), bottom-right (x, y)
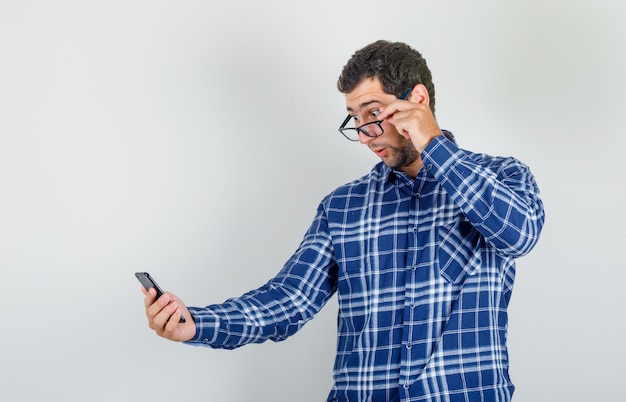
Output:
top-left (399, 157), bottom-right (424, 179)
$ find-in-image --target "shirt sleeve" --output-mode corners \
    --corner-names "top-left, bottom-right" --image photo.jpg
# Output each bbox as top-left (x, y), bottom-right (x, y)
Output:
top-left (421, 133), bottom-right (545, 258)
top-left (184, 203), bottom-right (338, 349)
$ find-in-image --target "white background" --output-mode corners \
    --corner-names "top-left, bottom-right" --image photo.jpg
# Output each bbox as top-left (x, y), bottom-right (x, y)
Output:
top-left (1, 1), bottom-right (625, 401)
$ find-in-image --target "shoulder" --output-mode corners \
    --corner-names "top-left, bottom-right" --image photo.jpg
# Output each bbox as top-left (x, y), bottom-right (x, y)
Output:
top-left (320, 162), bottom-right (388, 207)
top-left (466, 151), bottom-right (533, 176)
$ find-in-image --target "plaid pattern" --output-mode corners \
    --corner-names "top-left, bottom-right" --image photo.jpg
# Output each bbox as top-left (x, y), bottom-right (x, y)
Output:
top-left (187, 134), bottom-right (544, 401)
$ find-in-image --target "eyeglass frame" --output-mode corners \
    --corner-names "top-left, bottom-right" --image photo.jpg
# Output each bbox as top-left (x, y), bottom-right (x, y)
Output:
top-left (338, 87), bottom-right (413, 142)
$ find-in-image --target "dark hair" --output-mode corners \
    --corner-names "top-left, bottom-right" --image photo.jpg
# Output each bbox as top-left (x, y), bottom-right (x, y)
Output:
top-left (337, 40), bottom-right (436, 113)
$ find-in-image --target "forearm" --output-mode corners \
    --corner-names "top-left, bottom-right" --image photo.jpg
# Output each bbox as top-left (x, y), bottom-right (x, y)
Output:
top-left (185, 284), bottom-right (321, 349)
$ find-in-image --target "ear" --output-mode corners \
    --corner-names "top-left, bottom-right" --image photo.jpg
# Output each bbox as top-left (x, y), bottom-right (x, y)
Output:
top-left (408, 84), bottom-right (430, 105)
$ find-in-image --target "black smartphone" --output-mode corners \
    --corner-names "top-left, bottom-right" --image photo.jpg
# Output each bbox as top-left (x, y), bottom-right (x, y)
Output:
top-left (135, 272), bottom-right (186, 323)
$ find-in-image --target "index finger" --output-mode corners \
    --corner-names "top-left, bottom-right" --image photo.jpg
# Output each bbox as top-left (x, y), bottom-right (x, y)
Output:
top-left (377, 99), bottom-right (411, 121)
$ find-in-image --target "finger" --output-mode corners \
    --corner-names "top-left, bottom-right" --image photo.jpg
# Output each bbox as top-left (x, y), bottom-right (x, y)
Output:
top-left (383, 109), bottom-right (415, 138)
top-left (145, 292), bottom-right (170, 326)
top-left (164, 305), bottom-right (184, 332)
top-left (377, 102), bottom-right (401, 121)
top-left (165, 293), bottom-right (189, 323)
top-left (143, 287), bottom-right (157, 309)
top-left (150, 298), bottom-right (176, 331)
top-left (156, 300), bottom-right (182, 334)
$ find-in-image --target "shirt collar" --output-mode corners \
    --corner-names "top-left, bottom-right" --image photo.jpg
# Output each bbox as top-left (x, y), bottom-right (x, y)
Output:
top-left (382, 164), bottom-right (414, 186)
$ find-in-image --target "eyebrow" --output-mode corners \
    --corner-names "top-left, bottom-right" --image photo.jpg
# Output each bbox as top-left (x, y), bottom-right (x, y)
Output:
top-left (346, 100), bottom-right (382, 113)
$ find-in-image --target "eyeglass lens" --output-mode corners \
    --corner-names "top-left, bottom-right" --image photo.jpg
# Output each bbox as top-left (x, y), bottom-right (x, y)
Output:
top-left (340, 120), bottom-right (383, 141)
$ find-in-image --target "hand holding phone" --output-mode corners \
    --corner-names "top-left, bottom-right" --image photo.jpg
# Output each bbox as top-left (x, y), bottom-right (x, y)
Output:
top-left (135, 272), bottom-right (186, 323)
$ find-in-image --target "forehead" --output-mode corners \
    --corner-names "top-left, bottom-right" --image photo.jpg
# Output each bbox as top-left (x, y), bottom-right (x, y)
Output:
top-left (345, 77), bottom-right (392, 112)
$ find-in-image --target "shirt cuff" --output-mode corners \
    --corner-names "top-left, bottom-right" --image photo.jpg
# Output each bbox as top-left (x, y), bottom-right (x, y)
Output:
top-left (421, 132), bottom-right (461, 177)
top-left (184, 306), bottom-right (220, 346)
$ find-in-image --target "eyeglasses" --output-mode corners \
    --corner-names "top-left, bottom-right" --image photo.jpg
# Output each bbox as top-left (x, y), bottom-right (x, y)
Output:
top-left (338, 88), bottom-right (412, 142)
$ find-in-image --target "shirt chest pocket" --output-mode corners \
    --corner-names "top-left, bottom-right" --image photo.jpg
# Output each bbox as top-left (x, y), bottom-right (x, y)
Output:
top-left (437, 219), bottom-right (483, 285)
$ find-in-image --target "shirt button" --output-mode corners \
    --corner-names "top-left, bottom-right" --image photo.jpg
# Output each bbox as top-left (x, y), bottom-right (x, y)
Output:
top-left (404, 383), bottom-right (410, 390)
top-left (406, 343), bottom-right (412, 349)
top-left (414, 192), bottom-right (420, 198)
top-left (426, 163), bottom-right (433, 170)
top-left (202, 338), bottom-right (209, 344)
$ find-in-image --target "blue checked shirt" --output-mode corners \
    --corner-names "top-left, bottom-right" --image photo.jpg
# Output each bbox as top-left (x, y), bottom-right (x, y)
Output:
top-left (186, 133), bottom-right (545, 402)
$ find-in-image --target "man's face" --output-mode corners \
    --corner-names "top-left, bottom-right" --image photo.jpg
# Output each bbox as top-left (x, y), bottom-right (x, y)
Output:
top-left (344, 78), bottom-right (421, 175)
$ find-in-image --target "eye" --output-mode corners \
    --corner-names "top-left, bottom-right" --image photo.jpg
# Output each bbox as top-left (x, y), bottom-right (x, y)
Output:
top-left (351, 115), bottom-right (360, 123)
top-left (370, 109), bottom-right (381, 119)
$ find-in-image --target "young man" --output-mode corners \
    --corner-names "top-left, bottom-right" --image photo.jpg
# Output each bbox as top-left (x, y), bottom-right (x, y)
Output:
top-left (141, 40), bottom-right (545, 401)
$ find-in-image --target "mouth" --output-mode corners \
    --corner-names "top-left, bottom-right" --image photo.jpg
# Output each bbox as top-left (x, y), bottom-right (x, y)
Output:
top-left (371, 147), bottom-right (388, 158)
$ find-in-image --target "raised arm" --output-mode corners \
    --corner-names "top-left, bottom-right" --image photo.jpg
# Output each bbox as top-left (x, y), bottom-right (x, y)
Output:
top-left (422, 134), bottom-right (545, 257)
